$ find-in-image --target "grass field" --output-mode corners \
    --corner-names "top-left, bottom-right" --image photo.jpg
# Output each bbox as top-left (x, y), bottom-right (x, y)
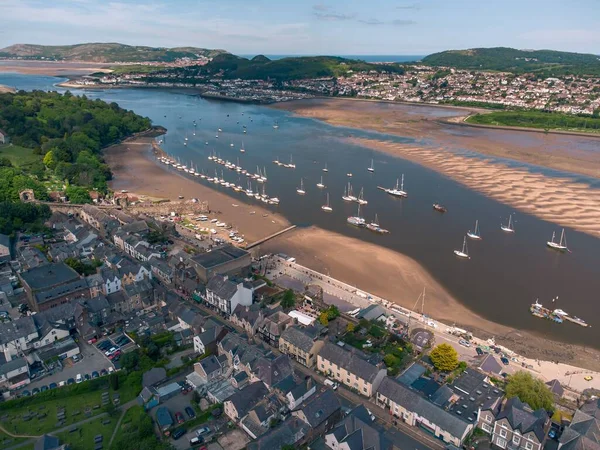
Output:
top-left (0, 144), bottom-right (41, 167)
top-left (57, 415), bottom-right (116, 450)
top-left (109, 405), bottom-right (144, 448)
top-left (466, 110), bottom-right (600, 134)
top-left (0, 429), bottom-right (29, 448)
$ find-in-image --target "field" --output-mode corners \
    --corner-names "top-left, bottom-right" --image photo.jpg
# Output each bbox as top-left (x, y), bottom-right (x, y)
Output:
top-left (0, 144), bottom-right (40, 167)
top-left (466, 110), bottom-right (600, 134)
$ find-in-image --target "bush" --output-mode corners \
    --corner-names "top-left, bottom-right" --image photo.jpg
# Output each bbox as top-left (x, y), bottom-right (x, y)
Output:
top-left (506, 371), bottom-right (554, 411)
top-left (429, 343), bottom-right (459, 372)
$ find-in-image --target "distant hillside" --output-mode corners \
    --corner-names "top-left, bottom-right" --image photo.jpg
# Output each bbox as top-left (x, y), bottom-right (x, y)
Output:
top-left (422, 47), bottom-right (600, 76)
top-left (201, 54), bottom-right (404, 80)
top-left (0, 43), bottom-right (227, 63)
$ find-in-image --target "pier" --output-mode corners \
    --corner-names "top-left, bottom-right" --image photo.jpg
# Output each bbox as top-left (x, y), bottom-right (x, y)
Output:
top-left (246, 225), bottom-right (297, 249)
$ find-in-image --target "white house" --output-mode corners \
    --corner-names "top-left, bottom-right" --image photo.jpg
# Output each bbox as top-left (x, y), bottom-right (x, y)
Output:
top-left (0, 357), bottom-right (30, 390)
top-left (204, 275), bottom-right (253, 315)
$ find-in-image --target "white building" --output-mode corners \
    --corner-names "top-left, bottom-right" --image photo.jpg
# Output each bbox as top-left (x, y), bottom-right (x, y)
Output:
top-left (204, 275), bottom-right (253, 315)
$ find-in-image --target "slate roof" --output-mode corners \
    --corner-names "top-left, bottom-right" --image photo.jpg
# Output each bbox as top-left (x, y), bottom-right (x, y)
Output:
top-left (206, 274), bottom-right (238, 300)
top-left (558, 399), bottom-right (600, 450)
top-left (85, 296), bottom-right (110, 313)
top-left (495, 397), bottom-right (547, 442)
top-left (142, 367), bottom-right (167, 387)
top-left (357, 304), bottom-right (387, 321)
top-left (318, 341), bottom-right (382, 383)
top-left (199, 355), bottom-right (222, 377)
top-left (35, 279), bottom-right (89, 305)
top-left (329, 405), bottom-right (392, 450)
top-left (255, 354), bottom-right (293, 387)
top-left (280, 325), bottom-right (318, 353)
top-left (20, 262), bottom-right (79, 290)
top-left (546, 379), bottom-right (565, 397)
top-left (191, 245), bottom-right (249, 269)
top-left (295, 387), bottom-right (341, 428)
top-left (246, 416), bottom-right (308, 450)
top-left (227, 382), bottom-right (269, 417)
top-left (449, 369), bottom-right (504, 423)
top-left (196, 326), bottom-right (224, 347)
top-left (231, 303), bottom-right (263, 326)
top-left (0, 356), bottom-right (27, 376)
top-left (377, 377), bottom-right (471, 439)
top-left (0, 316), bottom-right (37, 345)
top-left (397, 363), bottom-right (427, 386)
top-left (479, 354), bottom-right (503, 374)
top-left (155, 406), bottom-right (173, 427)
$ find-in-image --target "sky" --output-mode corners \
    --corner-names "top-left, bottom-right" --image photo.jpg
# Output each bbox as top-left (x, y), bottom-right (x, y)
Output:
top-left (0, 0), bottom-right (598, 55)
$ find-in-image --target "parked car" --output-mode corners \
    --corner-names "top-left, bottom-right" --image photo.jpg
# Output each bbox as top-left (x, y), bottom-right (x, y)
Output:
top-left (108, 367), bottom-right (115, 374)
top-left (100, 369), bottom-right (108, 376)
top-left (87, 337), bottom-right (98, 344)
top-left (49, 383), bottom-right (57, 390)
top-left (190, 436), bottom-right (203, 446)
top-left (67, 378), bottom-right (75, 385)
top-left (84, 374), bottom-right (90, 381)
top-left (549, 429), bottom-right (557, 439)
top-left (175, 412), bottom-right (185, 424)
top-left (40, 385), bottom-right (49, 392)
top-left (76, 374), bottom-right (83, 383)
top-left (32, 387), bottom-right (40, 395)
top-left (211, 408), bottom-right (222, 418)
top-left (92, 371), bottom-right (99, 379)
top-left (185, 407), bottom-right (196, 419)
top-left (22, 390), bottom-right (31, 396)
top-left (458, 339), bottom-right (471, 347)
top-left (501, 357), bottom-right (510, 365)
top-left (324, 378), bottom-right (338, 390)
top-left (475, 347), bottom-right (484, 355)
top-left (172, 428), bottom-right (186, 440)
top-left (195, 427), bottom-right (211, 437)
top-left (72, 354), bottom-right (80, 363)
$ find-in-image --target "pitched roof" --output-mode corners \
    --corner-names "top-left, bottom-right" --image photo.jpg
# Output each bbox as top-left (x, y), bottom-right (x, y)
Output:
top-left (545, 379), bottom-right (564, 397)
top-left (20, 262), bottom-right (80, 291)
top-left (255, 354), bottom-right (293, 387)
top-left (329, 405), bottom-right (392, 450)
top-left (280, 325), bottom-right (318, 353)
top-left (246, 416), bottom-right (308, 450)
top-left (478, 354), bottom-right (503, 374)
top-left (35, 278), bottom-right (89, 305)
top-left (206, 274), bottom-right (238, 300)
top-left (496, 397), bottom-right (547, 441)
top-left (142, 367), bottom-right (166, 387)
top-left (34, 434), bottom-right (61, 450)
top-left (199, 355), bottom-right (222, 376)
top-left (377, 377), bottom-right (471, 439)
top-left (155, 406), bottom-right (173, 427)
top-left (227, 382), bottom-right (269, 417)
top-left (0, 356), bottom-right (27, 376)
top-left (559, 399), bottom-right (600, 450)
top-left (231, 303), bottom-right (263, 325)
top-left (357, 304), bottom-right (387, 321)
top-left (318, 341), bottom-right (382, 383)
top-left (295, 387), bottom-right (341, 428)
top-left (191, 245), bottom-right (249, 269)
top-left (0, 316), bottom-right (37, 345)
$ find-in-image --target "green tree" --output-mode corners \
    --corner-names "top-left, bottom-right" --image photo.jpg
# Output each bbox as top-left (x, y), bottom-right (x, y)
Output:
top-left (43, 150), bottom-right (56, 169)
top-left (506, 371), bottom-right (554, 411)
top-left (346, 322), bottom-right (355, 333)
top-left (65, 185), bottom-right (92, 204)
top-left (429, 343), bottom-right (459, 372)
top-left (319, 312), bottom-right (329, 326)
top-left (280, 289), bottom-right (295, 308)
top-left (326, 305), bottom-right (340, 320)
top-left (383, 354), bottom-right (400, 367)
top-left (120, 350), bottom-right (140, 371)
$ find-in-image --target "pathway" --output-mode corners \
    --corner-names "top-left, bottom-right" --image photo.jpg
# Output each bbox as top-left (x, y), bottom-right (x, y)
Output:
top-left (107, 399), bottom-right (139, 448)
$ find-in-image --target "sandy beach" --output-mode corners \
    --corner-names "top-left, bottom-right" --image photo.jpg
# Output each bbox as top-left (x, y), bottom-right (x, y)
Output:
top-left (103, 136), bottom-right (290, 243)
top-left (273, 98), bottom-right (600, 179)
top-left (0, 84), bottom-right (15, 94)
top-left (0, 60), bottom-right (112, 76)
top-left (260, 226), bottom-right (600, 371)
top-left (349, 137), bottom-right (600, 238)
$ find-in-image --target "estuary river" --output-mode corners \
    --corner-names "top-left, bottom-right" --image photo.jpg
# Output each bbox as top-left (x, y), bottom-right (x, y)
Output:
top-left (3, 72), bottom-right (600, 350)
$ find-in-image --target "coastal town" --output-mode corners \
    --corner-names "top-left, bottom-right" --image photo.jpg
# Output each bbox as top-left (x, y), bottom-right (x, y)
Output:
top-left (67, 64), bottom-right (600, 115)
top-left (0, 195), bottom-right (598, 450)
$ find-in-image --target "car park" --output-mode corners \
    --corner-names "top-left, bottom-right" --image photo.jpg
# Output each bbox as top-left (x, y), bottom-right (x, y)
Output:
top-left (67, 378), bottom-right (75, 385)
top-left (100, 369), bottom-right (107, 376)
top-left (84, 374), bottom-right (90, 381)
top-left (185, 407), bottom-right (196, 418)
top-left (172, 428), bottom-right (186, 440)
top-left (22, 390), bottom-right (31, 396)
top-left (190, 437), bottom-right (204, 446)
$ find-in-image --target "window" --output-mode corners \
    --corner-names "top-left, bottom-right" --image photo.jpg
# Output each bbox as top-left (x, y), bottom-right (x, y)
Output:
top-left (363, 386), bottom-right (367, 393)
top-left (499, 429), bottom-right (508, 438)
top-left (513, 435), bottom-right (521, 445)
top-left (482, 423), bottom-right (492, 433)
top-left (496, 438), bottom-right (507, 449)
top-left (525, 441), bottom-right (533, 450)
top-left (486, 414), bottom-right (493, 423)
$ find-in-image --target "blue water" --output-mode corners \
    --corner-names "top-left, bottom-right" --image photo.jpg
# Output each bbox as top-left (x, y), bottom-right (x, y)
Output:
top-left (3, 71), bottom-right (600, 350)
top-left (238, 54), bottom-right (424, 63)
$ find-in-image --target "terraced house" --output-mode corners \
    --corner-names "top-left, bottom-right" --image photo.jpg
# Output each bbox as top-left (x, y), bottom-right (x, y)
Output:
top-left (317, 341), bottom-right (386, 398)
top-left (479, 397), bottom-right (548, 450)
top-left (279, 325), bottom-right (324, 368)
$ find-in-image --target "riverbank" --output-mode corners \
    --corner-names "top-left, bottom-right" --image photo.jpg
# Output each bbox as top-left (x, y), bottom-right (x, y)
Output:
top-left (103, 136), bottom-right (290, 243)
top-left (272, 98), bottom-right (600, 179)
top-left (0, 60), bottom-right (112, 76)
top-left (0, 84), bottom-right (15, 93)
top-left (260, 226), bottom-right (600, 372)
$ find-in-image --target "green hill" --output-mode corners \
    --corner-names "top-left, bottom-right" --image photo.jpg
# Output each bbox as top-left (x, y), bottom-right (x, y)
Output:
top-left (422, 47), bottom-right (600, 76)
top-left (182, 54), bottom-right (403, 81)
top-left (0, 43), bottom-right (227, 63)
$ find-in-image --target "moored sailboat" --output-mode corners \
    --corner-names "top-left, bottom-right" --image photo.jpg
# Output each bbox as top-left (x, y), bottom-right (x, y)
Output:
top-left (321, 193), bottom-right (332, 212)
top-left (467, 220), bottom-right (482, 240)
top-left (454, 236), bottom-right (470, 259)
top-left (501, 214), bottom-right (515, 233)
top-left (547, 228), bottom-right (569, 252)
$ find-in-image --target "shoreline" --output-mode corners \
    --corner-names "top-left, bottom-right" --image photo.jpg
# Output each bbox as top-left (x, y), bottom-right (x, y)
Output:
top-left (103, 135), bottom-right (291, 244)
top-left (259, 226), bottom-right (600, 373)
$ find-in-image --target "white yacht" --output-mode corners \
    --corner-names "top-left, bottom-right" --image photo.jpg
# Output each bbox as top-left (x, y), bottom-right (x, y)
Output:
top-left (467, 220), bottom-right (482, 240)
top-left (323, 163), bottom-right (329, 173)
top-left (321, 193), bottom-right (333, 212)
top-left (367, 159), bottom-right (374, 173)
top-left (385, 175), bottom-right (407, 197)
top-left (547, 229), bottom-right (569, 252)
top-left (501, 214), bottom-right (515, 233)
top-left (454, 236), bottom-right (470, 259)
top-left (316, 176), bottom-right (325, 189)
top-left (296, 178), bottom-right (306, 195)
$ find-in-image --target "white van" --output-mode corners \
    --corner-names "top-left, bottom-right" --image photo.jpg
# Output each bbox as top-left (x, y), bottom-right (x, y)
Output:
top-left (324, 378), bottom-right (338, 390)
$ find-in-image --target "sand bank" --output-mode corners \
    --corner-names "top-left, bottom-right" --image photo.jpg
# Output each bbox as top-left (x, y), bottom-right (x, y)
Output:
top-left (0, 60), bottom-right (111, 76)
top-left (349, 137), bottom-right (600, 238)
top-left (259, 226), bottom-right (600, 371)
top-left (103, 136), bottom-right (290, 243)
top-left (273, 98), bottom-right (600, 179)
top-left (0, 84), bottom-right (15, 94)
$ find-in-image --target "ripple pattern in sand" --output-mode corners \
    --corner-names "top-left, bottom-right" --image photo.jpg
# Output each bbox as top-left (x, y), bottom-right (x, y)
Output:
top-left (349, 137), bottom-right (600, 238)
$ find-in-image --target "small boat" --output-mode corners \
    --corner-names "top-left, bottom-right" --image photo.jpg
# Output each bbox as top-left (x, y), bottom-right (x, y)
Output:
top-left (218, 128), bottom-right (223, 132)
top-left (316, 176), bottom-right (325, 189)
top-left (454, 236), bottom-right (470, 259)
top-left (347, 173), bottom-right (353, 177)
top-left (467, 220), bottom-right (482, 240)
top-left (240, 142), bottom-right (245, 153)
top-left (433, 203), bottom-right (447, 213)
top-left (245, 181), bottom-right (253, 196)
top-left (273, 121), bottom-right (279, 129)
top-left (501, 214), bottom-right (515, 233)
top-left (356, 187), bottom-right (368, 205)
top-left (321, 193), bottom-right (332, 212)
top-left (547, 228), bottom-right (569, 252)
top-left (367, 159), bottom-right (375, 173)
top-left (383, 175), bottom-right (407, 197)
top-left (342, 185), bottom-right (352, 202)
top-left (323, 163), bottom-right (329, 173)
top-left (285, 155), bottom-right (296, 169)
top-left (205, 141), bottom-right (209, 145)
top-left (367, 214), bottom-right (389, 233)
top-left (178, 195), bottom-right (184, 199)
top-left (269, 197), bottom-right (280, 205)
top-left (296, 178), bottom-right (306, 195)
top-left (230, 141), bottom-right (234, 148)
